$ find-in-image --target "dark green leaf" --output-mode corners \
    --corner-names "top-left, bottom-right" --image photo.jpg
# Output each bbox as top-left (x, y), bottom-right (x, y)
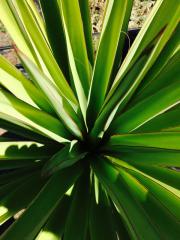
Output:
top-left (1, 164), bottom-right (82, 240)
top-left (39, 0), bottom-right (70, 80)
top-left (64, 171), bottom-right (90, 240)
top-left (42, 140), bottom-right (87, 177)
top-left (78, 0), bottom-right (94, 65)
top-left (107, 132), bottom-right (180, 150)
top-left (89, 176), bottom-right (117, 240)
top-left (36, 196), bottom-right (71, 240)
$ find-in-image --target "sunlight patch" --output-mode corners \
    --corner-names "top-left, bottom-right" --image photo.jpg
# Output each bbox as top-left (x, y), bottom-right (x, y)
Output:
top-left (37, 231), bottom-right (58, 240)
top-left (66, 185), bottom-right (74, 196)
top-left (0, 206), bottom-right (8, 215)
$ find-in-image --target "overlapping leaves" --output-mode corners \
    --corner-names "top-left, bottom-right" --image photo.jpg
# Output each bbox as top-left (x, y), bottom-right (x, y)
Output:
top-left (0, 0), bottom-right (179, 239)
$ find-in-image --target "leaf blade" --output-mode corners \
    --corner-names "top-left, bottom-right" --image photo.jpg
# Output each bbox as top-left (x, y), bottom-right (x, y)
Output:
top-left (1, 164), bottom-right (82, 240)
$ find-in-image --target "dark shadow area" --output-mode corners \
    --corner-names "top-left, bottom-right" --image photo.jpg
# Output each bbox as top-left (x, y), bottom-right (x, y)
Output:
top-left (0, 218), bottom-right (14, 235)
top-left (122, 28), bottom-right (140, 61)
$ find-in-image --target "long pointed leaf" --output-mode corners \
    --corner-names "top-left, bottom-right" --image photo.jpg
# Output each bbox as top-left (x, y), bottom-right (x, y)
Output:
top-left (90, 55), bottom-right (147, 139)
top-left (0, 90), bottom-right (71, 143)
top-left (135, 105), bottom-right (180, 133)
top-left (0, 55), bottom-right (54, 115)
top-left (78, 0), bottom-right (94, 65)
top-left (87, 0), bottom-right (131, 128)
top-left (107, 132), bottom-right (180, 150)
top-left (39, 0), bottom-right (70, 79)
top-left (58, 0), bottom-right (91, 97)
top-left (36, 196), bottom-right (71, 240)
top-left (107, 156), bottom-right (180, 196)
top-left (89, 179), bottom-right (117, 240)
top-left (110, 82), bottom-right (180, 134)
top-left (64, 171), bottom-right (90, 240)
top-left (107, 6), bottom-right (180, 117)
top-left (1, 164), bottom-right (82, 240)
top-left (111, 0), bottom-right (180, 91)
top-left (0, 119), bottom-right (55, 144)
top-left (92, 158), bottom-right (160, 240)
top-left (131, 53), bottom-right (180, 110)
top-left (0, 0), bottom-right (40, 66)
top-left (0, 171), bottom-right (45, 225)
top-left (42, 141), bottom-right (86, 177)
top-left (116, 167), bottom-right (180, 239)
top-left (19, 51), bottom-right (83, 139)
top-left (8, 0), bottom-right (77, 106)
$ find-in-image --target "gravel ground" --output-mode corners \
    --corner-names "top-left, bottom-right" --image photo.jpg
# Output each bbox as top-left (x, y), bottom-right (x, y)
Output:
top-left (90, 0), bottom-right (155, 32)
top-left (0, 0), bottom-right (155, 65)
top-left (0, 128), bottom-right (6, 136)
top-left (0, 22), bottom-right (20, 65)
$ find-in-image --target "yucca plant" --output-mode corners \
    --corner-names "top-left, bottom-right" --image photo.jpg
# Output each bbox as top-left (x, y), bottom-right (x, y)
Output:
top-left (0, 0), bottom-right (179, 239)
